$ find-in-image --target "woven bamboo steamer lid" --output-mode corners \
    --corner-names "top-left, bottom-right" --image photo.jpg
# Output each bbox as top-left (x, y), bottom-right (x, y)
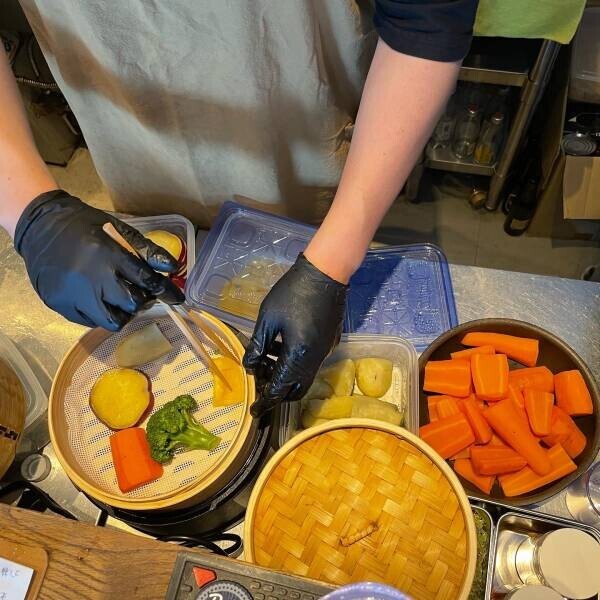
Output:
top-left (245, 419), bottom-right (476, 600)
top-left (0, 357), bottom-right (26, 479)
top-left (49, 310), bottom-right (256, 511)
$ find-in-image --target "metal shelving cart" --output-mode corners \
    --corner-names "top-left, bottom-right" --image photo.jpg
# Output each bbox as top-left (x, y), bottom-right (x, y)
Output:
top-left (407, 37), bottom-right (562, 210)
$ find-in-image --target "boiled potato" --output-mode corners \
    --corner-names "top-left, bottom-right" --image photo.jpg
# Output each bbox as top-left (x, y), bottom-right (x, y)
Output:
top-left (320, 359), bottom-right (355, 396)
top-left (90, 368), bottom-right (151, 429)
top-left (351, 395), bottom-right (403, 426)
top-left (115, 323), bottom-right (172, 368)
top-left (302, 377), bottom-right (333, 402)
top-left (301, 411), bottom-right (329, 429)
top-left (213, 356), bottom-right (244, 407)
top-left (307, 395), bottom-right (354, 419)
top-left (355, 358), bottom-right (393, 397)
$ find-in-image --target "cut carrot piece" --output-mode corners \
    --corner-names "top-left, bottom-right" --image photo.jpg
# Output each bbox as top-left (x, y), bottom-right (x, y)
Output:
top-left (423, 359), bottom-right (471, 397)
top-left (419, 413), bottom-right (475, 460)
top-left (490, 433), bottom-right (508, 447)
top-left (471, 353), bottom-right (509, 401)
top-left (508, 383), bottom-right (525, 408)
top-left (483, 399), bottom-right (551, 476)
top-left (462, 395), bottom-right (492, 444)
top-left (427, 396), bottom-right (440, 422)
top-left (451, 447), bottom-right (471, 460)
top-left (471, 446), bottom-right (527, 475)
top-left (437, 397), bottom-right (461, 419)
top-left (499, 444), bottom-right (577, 497)
top-left (454, 458), bottom-right (495, 494)
top-left (508, 367), bottom-right (554, 393)
top-left (542, 407), bottom-right (587, 459)
top-left (524, 389), bottom-right (554, 436)
top-left (110, 428), bottom-right (163, 493)
top-left (451, 345), bottom-right (495, 360)
top-left (461, 332), bottom-right (539, 367)
top-left (554, 370), bottom-right (593, 416)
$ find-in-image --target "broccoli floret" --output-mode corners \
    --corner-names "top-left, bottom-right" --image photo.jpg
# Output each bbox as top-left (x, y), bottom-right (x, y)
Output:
top-left (146, 395), bottom-right (221, 463)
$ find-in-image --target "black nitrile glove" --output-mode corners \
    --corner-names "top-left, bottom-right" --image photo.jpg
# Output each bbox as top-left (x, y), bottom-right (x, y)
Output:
top-left (243, 253), bottom-right (348, 418)
top-left (14, 190), bottom-right (184, 331)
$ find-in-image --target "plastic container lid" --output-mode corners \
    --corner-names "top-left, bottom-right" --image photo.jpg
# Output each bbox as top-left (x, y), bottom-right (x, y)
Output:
top-left (321, 583), bottom-right (411, 600)
top-left (188, 202), bottom-right (457, 350)
top-left (0, 331), bottom-right (47, 441)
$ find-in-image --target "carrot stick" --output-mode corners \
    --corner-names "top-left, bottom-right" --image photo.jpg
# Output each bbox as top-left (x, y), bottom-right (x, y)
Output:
top-left (451, 447), bottom-right (471, 460)
top-left (462, 395), bottom-right (492, 444)
top-left (499, 444), bottom-right (577, 497)
top-left (110, 428), bottom-right (163, 493)
top-left (471, 446), bottom-right (527, 475)
top-left (554, 370), bottom-right (593, 416)
top-left (524, 389), bottom-right (554, 436)
top-left (437, 397), bottom-right (461, 419)
top-left (471, 353), bottom-right (509, 401)
top-left (453, 458), bottom-right (495, 494)
top-left (542, 407), bottom-right (587, 459)
top-left (451, 345), bottom-right (495, 360)
top-left (419, 413), bottom-right (475, 459)
top-left (483, 399), bottom-right (551, 476)
top-left (508, 383), bottom-right (525, 408)
top-left (461, 332), bottom-right (539, 367)
top-left (427, 396), bottom-right (440, 422)
top-left (508, 367), bottom-right (554, 393)
top-left (490, 433), bottom-right (508, 447)
top-left (423, 359), bottom-right (471, 397)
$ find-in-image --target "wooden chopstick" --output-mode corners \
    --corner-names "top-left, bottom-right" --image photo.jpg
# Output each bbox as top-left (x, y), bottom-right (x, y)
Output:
top-left (102, 222), bottom-right (232, 389)
top-left (182, 308), bottom-right (238, 363)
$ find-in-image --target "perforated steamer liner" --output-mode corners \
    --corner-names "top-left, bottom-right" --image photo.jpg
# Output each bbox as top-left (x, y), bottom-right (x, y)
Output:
top-left (49, 309), bottom-right (255, 511)
top-left (245, 419), bottom-right (476, 600)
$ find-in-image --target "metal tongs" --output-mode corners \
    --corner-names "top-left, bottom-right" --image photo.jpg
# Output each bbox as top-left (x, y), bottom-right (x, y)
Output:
top-left (103, 222), bottom-right (234, 389)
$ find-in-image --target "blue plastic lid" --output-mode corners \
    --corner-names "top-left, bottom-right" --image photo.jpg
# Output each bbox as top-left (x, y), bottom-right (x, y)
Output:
top-left (187, 202), bottom-right (457, 350)
top-left (320, 583), bottom-right (412, 600)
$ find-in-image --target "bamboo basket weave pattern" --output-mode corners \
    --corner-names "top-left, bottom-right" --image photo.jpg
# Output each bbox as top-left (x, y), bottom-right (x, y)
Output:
top-left (249, 426), bottom-right (473, 600)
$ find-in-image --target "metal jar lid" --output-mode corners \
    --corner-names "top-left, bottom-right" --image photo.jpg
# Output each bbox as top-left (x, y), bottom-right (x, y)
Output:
top-left (562, 132), bottom-right (597, 156)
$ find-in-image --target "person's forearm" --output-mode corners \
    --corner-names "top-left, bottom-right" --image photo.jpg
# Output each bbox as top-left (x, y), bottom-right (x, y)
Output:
top-left (305, 39), bottom-right (460, 283)
top-left (0, 50), bottom-right (57, 237)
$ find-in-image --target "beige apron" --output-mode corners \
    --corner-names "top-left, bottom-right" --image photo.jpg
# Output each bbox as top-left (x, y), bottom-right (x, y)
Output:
top-left (19, 1), bottom-right (377, 226)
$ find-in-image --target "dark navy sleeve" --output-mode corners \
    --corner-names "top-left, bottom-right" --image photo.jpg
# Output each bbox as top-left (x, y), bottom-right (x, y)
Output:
top-left (374, 0), bottom-right (478, 62)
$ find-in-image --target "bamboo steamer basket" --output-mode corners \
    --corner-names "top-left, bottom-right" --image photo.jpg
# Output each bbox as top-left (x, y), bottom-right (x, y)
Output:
top-left (0, 358), bottom-right (26, 478)
top-left (245, 419), bottom-right (476, 600)
top-left (49, 309), bottom-right (256, 511)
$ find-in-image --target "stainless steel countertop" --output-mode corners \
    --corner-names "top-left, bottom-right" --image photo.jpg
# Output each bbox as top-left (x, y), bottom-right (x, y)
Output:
top-left (1, 228), bottom-right (599, 526)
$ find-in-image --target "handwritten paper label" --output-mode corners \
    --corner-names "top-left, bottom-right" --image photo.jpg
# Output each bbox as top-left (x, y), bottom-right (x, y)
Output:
top-left (0, 557), bottom-right (33, 600)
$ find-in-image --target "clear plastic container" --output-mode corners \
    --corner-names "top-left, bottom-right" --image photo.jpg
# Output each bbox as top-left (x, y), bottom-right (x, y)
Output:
top-left (569, 8), bottom-right (600, 104)
top-left (278, 333), bottom-right (419, 447)
top-left (321, 583), bottom-right (411, 600)
top-left (124, 214), bottom-right (196, 284)
top-left (0, 331), bottom-right (48, 454)
top-left (566, 462), bottom-right (600, 526)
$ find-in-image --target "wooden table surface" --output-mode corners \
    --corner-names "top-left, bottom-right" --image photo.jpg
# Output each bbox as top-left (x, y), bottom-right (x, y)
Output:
top-left (0, 504), bottom-right (201, 599)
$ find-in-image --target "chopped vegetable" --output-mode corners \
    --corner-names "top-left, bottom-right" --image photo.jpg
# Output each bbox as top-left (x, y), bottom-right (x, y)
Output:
top-left (307, 395), bottom-right (354, 420)
top-left (423, 359), bottom-right (471, 397)
top-left (499, 444), bottom-right (577, 497)
top-left (320, 359), bottom-right (355, 397)
top-left (489, 433), bottom-right (508, 447)
top-left (115, 323), bottom-right (173, 368)
top-left (509, 395), bottom-right (531, 433)
top-left (351, 395), bottom-right (403, 425)
top-left (90, 368), bottom-right (151, 430)
top-left (454, 458), bottom-right (494, 494)
top-left (437, 397), bottom-right (462, 419)
top-left (471, 353), bottom-right (509, 401)
top-left (301, 411), bottom-right (329, 429)
top-left (144, 230), bottom-right (184, 263)
top-left (554, 370), bottom-right (593, 416)
top-left (524, 389), bottom-right (553, 436)
top-left (461, 332), bottom-right (539, 367)
top-left (419, 413), bottom-right (475, 459)
top-left (508, 366), bottom-right (554, 393)
top-left (542, 406), bottom-right (587, 459)
top-left (109, 428), bottom-right (163, 493)
top-left (451, 447), bottom-right (471, 460)
top-left (471, 446), bottom-right (527, 475)
top-left (212, 356), bottom-right (244, 407)
top-left (427, 396), bottom-right (441, 422)
top-left (451, 345), bottom-right (495, 360)
top-left (302, 378), bottom-right (333, 402)
top-left (483, 399), bottom-right (551, 476)
top-left (146, 395), bottom-right (221, 463)
top-left (355, 358), bottom-right (393, 397)
top-left (507, 382), bottom-right (525, 408)
top-left (462, 395), bottom-right (492, 444)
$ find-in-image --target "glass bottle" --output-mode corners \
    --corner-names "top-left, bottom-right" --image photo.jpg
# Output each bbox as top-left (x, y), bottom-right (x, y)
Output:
top-left (452, 104), bottom-right (481, 159)
top-left (474, 112), bottom-right (505, 165)
top-left (426, 96), bottom-right (457, 155)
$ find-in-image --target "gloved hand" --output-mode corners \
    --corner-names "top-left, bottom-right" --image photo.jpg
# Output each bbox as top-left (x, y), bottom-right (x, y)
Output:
top-left (14, 190), bottom-right (184, 330)
top-left (243, 254), bottom-right (348, 417)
